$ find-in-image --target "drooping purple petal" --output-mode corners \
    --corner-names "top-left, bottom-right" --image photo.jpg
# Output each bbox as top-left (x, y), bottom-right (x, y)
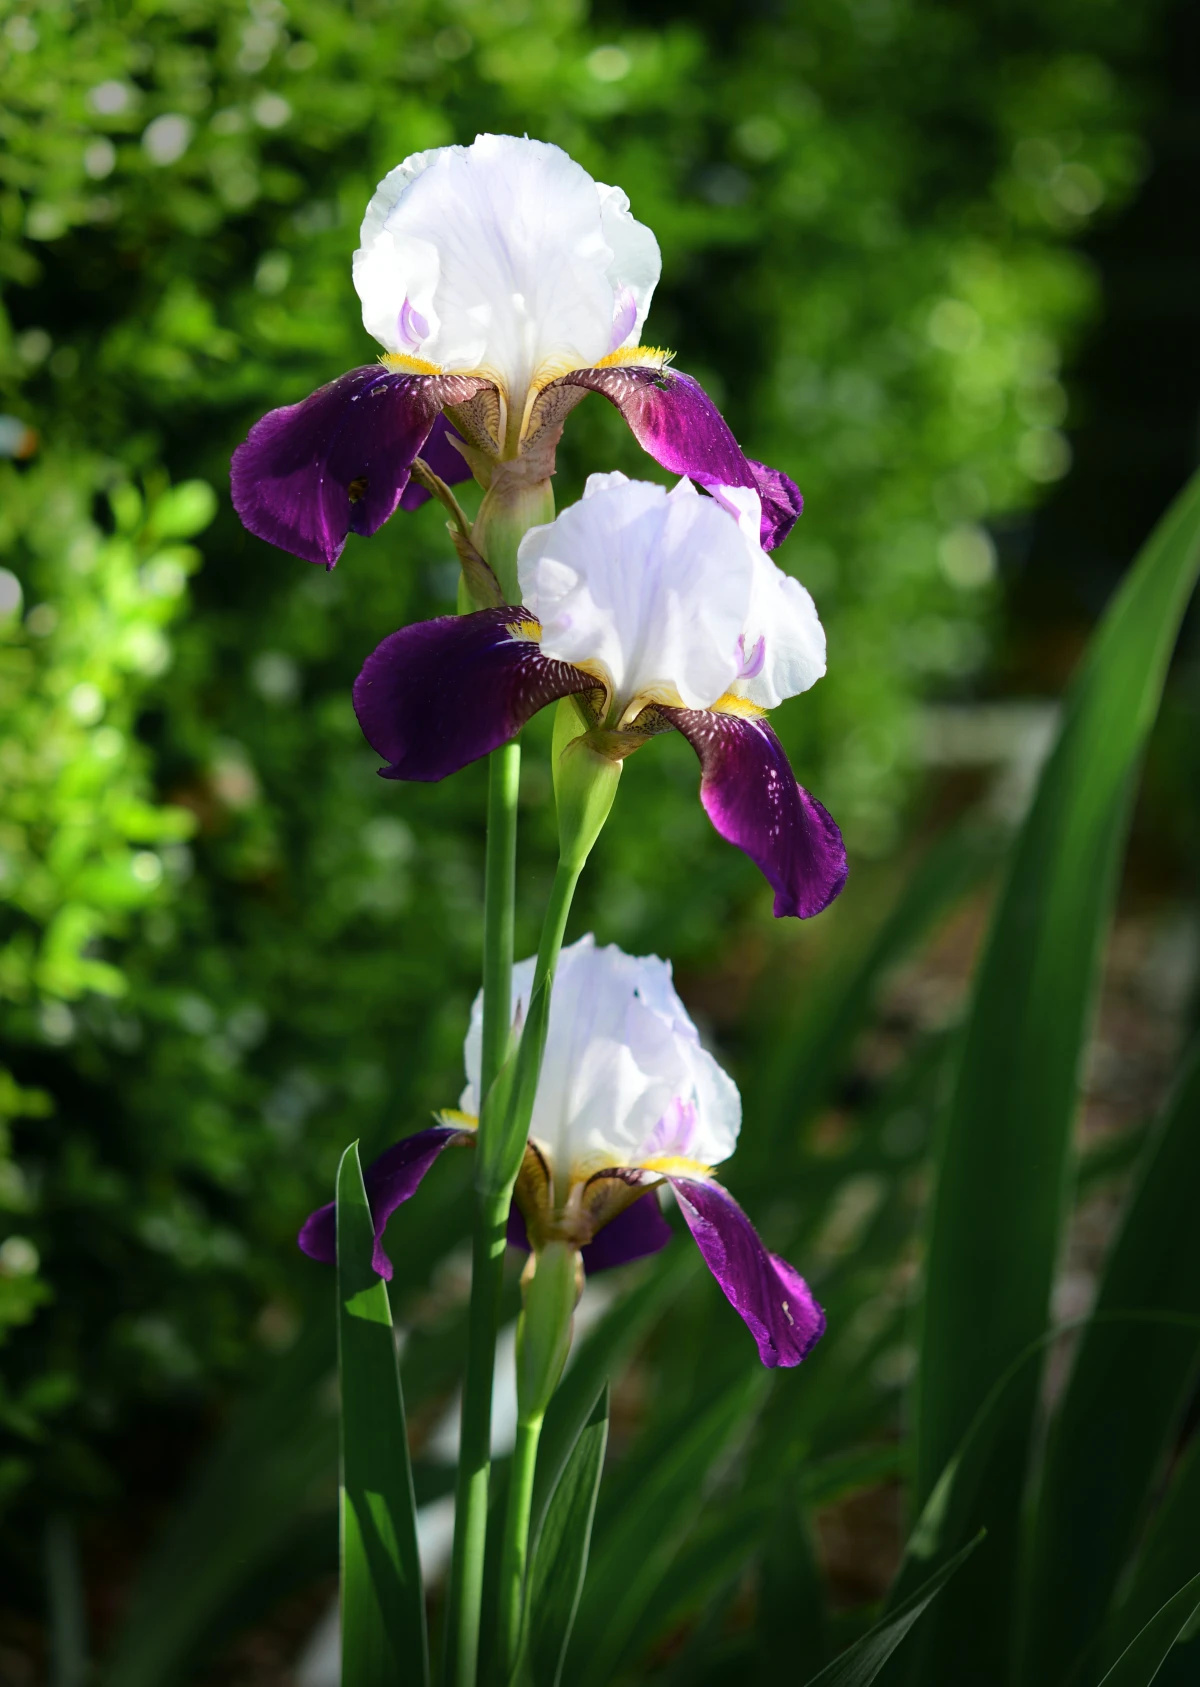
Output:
top-left (668, 1176), bottom-right (824, 1367)
top-left (506, 1191), bottom-right (673, 1274)
top-left (398, 413), bottom-right (474, 512)
top-left (354, 607), bottom-right (597, 783)
top-left (583, 1191), bottom-right (673, 1272)
top-left (298, 1123), bottom-right (468, 1280)
top-left (230, 366), bottom-right (491, 568)
top-left (746, 458), bottom-right (804, 552)
top-left (553, 365), bottom-right (801, 550)
top-left (662, 707), bottom-right (846, 919)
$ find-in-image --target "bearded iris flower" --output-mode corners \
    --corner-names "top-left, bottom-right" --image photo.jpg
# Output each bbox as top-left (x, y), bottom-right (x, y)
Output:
top-left (353, 473), bottom-right (847, 919)
top-left (300, 935), bottom-right (823, 1369)
top-left (230, 134), bottom-right (802, 569)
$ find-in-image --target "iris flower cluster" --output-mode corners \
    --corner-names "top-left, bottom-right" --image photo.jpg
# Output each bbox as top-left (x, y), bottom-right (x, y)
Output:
top-left (231, 131), bottom-right (845, 1682)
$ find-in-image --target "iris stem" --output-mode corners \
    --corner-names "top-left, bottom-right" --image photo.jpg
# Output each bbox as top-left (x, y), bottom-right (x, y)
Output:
top-left (482, 742), bottom-right (522, 1094)
top-left (442, 742), bottom-right (520, 1687)
top-left (495, 1415), bottom-right (544, 1676)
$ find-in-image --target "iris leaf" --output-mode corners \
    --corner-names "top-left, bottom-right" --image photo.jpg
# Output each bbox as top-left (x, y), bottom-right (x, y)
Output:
top-left (799, 1532), bottom-right (984, 1687)
top-left (1096, 1570), bottom-right (1200, 1687)
top-left (336, 1141), bottom-right (428, 1687)
top-left (567, 1369), bottom-right (767, 1687)
top-left (531, 1243), bottom-right (697, 1547)
top-left (913, 467), bottom-right (1200, 1684)
top-left (1100, 1431), bottom-right (1200, 1673)
top-left (1022, 1046), bottom-right (1200, 1684)
top-left (513, 1386), bottom-right (609, 1687)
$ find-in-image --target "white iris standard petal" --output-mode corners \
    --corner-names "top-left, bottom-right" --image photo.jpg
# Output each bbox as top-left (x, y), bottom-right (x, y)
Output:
top-left (735, 547), bottom-right (826, 708)
top-left (353, 134), bottom-right (661, 408)
top-left (520, 475), bottom-right (828, 718)
top-left (518, 475), bottom-right (753, 716)
top-left (460, 934), bottom-right (740, 1184)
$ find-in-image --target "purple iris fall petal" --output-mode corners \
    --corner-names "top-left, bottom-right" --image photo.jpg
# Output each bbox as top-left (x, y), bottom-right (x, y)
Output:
top-left (662, 707), bottom-right (847, 919)
top-left (230, 366), bottom-right (491, 569)
top-left (398, 413), bottom-right (474, 512)
top-left (553, 365), bottom-right (800, 551)
top-left (507, 1191), bottom-right (673, 1274)
top-left (667, 1176), bottom-right (824, 1367)
top-left (298, 1123), bottom-right (467, 1280)
top-left (582, 1191), bottom-right (674, 1272)
top-left (354, 607), bottom-right (597, 783)
top-left (746, 457), bottom-right (804, 552)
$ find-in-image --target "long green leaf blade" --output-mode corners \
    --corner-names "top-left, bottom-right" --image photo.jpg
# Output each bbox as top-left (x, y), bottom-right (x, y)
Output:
top-left (531, 1244), bottom-right (696, 1547)
top-left (1023, 1047), bottom-right (1200, 1684)
top-left (1097, 1571), bottom-right (1200, 1687)
top-left (913, 468), bottom-right (1200, 1684)
top-left (337, 1142), bottom-right (428, 1687)
top-left (517, 1386), bottom-right (609, 1687)
top-left (801, 1533), bottom-right (984, 1687)
top-left (1101, 1430), bottom-right (1200, 1671)
top-left (568, 1371), bottom-right (767, 1687)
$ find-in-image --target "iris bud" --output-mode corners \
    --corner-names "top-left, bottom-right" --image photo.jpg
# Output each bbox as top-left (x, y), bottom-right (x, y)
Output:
top-left (516, 1240), bottom-right (582, 1423)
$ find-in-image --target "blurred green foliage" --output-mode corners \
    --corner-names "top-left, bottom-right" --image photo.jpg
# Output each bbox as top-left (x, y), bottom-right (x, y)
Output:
top-left (0, 0), bottom-right (1164, 1593)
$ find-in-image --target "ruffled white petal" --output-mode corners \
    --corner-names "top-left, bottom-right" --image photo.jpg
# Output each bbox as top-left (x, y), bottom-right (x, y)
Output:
top-left (460, 934), bottom-right (740, 1184)
top-left (353, 135), bottom-right (661, 409)
top-left (519, 476), bottom-right (751, 714)
top-left (518, 475), bottom-right (826, 717)
top-left (735, 549), bottom-right (826, 708)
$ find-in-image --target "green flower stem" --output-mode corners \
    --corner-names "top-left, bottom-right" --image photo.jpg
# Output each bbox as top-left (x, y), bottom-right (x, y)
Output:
top-left (481, 741), bottom-right (521, 1095)
top-left (442, 743), bottom-right (521, 1687)
top-left (495, 1414), bottom-right (544, 1676)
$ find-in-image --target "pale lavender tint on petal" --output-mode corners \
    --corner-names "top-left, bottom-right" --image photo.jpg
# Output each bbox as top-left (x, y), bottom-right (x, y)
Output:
top-left (746, 458), bottom-right (804, 551)
top-left (551, 365), bottom-right (801, 550)
top-left (298, 1123), bottom-right (466, 1281)
top-left (638, 1096), bottom-right (698, 1159)
top-left (607, 287), bottom-right (639, 353)
top-left (353, 607), bottom-right (596, 783)
top-left (507, 1191), bottom-right (672, 1274)
top-left (397, 296), bottom-right (430, 352)
top-left (398, 413), bottom-right (474, 511)
top-left (662, 707), bottom-right (847, 919)
top-left (668, 1175), bottom-right (824, 1367)
top-left (230, 367), bottom-right (491, 568)
top-left (736, 634), bottom-right (766, 681)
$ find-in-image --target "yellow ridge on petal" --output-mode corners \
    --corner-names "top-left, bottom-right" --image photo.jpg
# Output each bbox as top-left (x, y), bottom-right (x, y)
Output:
top-left (593, 345), bottom-right (674, 371)
top-left (435, 1108), bottom-right (479, 1132)
top-left (506, 617), bottom-right (542, 642)
top-left (629, 1154), bottom-right (716, 1179)
top-left (710, 694), bottom-right (770, 720)
top-left (381, 351), bottom-right (445, 376)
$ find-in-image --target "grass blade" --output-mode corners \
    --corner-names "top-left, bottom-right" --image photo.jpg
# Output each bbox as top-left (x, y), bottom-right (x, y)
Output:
top-left (1097, 1571), bottom-right (1200, 1687)
top-left (801, 1533), bottom-right (985, 1687)
top-left (1022, 1046), bottom-right (1200, 1684)
top-left (517, 1386), bottom-right (609, 1687)
top-left (913, 468), bottom-right (1200, 1684)
top-left (337, 1141), bottom-right (428, 1687)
